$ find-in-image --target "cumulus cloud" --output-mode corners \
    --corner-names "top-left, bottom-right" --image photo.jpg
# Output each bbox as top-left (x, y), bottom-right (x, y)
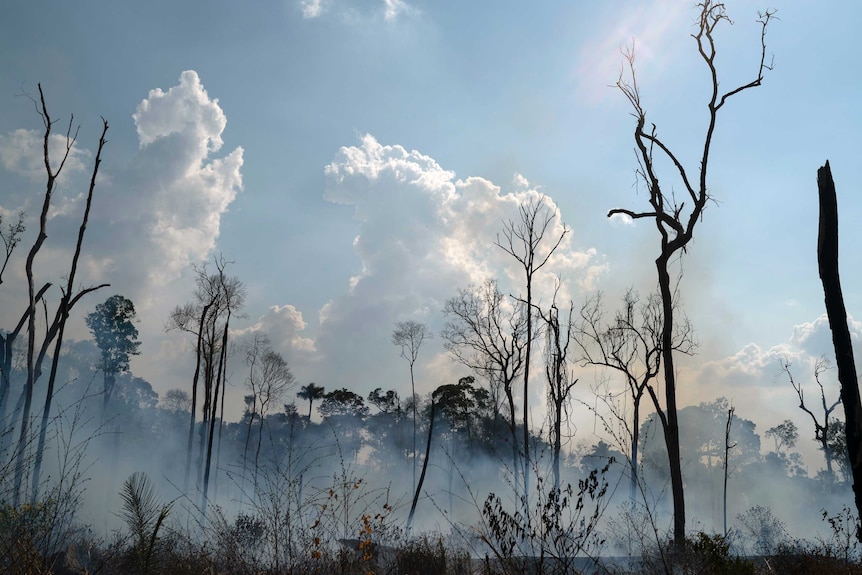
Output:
top-left (0, 71), bottom-right (244, 401)
top-left (234, 304), bottom-right (317, 360)
top-left (313, 134), bottom-right (605, 395)
top-left (129, 71), bottom-right (244, 283)
top-left (790, 314), bottom-right (862, 359)
top-left (690, 314), bottom-right (862, 398)
top-left (0, 129), bottom-right (91, 184)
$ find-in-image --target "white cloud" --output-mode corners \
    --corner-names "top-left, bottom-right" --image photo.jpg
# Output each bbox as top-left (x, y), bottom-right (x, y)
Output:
top-left (692, 314), bottom-right (862, 393)
top-left (383, 0), bottom-right (410, 22)
top-left (313, 134), bottom-right (605, 395)
top-left (300, 0), bottom-right (326, 19)
top-left (0, 129), bottom-right (91, 183)
top-left (133, 71), bottom-right (226, 153)
top-left (790, 313), bottom-right (862, 359)
top-left (0, 71), bottom-right (245, 406)
top-left (608, 212), bottom-right (634, 226)
top-left (296, 0), bottom-right (412, 22)
top-left (234, 304), bottom-right (317, 360)
top-left (130, 71), bottom-right (244, 283)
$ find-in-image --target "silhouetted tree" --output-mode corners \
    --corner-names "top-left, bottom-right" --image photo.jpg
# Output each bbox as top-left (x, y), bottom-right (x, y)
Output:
top-left (320, 388), bottom-right (368, 462)
top-left (442, 279), bottom-right (527, 495)
top-left (532, 282), bottom-right (578, 493)
top-left (85, 294), bottom-right (141, 412)
top-left (392, 320), bottom-right (431, 493)
top-left (608, 2), bottom-right (774, 542)
top-left (297, 382), bottom-right (325, 420)
top-left (11, 85), bottom-right (110, 505)
top-left (783, 357), bottom-right (841, 478)
top-left (765, 420), bottom-right (798, 455)
top-left (574, 290), bottom-right (694, 502)
top-left (241, 333), bottom-right (294, 499)
top-left (816, 160), bottom-right (862, 541)
top-left (167, 256), bottom-right (244, 504)
top-left (497, 195), bottom-right (568, 506)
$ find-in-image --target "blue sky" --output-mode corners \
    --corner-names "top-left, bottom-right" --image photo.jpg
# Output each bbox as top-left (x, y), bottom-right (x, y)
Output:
top-left (2, 0), bottom-right (861, 470)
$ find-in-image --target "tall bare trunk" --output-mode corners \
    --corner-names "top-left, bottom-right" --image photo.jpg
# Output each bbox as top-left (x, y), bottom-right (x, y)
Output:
top-left (816, 161), bottom-right (862, 541)
top-left (657, 255), bottom-right (685, 544)
top-left (185, 301), bottom-right (212, 492)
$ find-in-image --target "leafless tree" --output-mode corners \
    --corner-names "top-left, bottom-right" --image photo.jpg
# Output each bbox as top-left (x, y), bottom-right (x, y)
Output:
top-left (574, 290), bottom-right (694, 503)
top-left (242, 333), bottom-right (295, 501)
top-left (0, 211), bottom-right (25, 288)
top-left (816, 160), bottom-right (862, 541)
top-left (442, 279), bottom-right (527, 494)
top-left (783, 357), bottom-right (841, 478)
top-left (723, 405), bottom-right (735, 537)
top-left (607, 1), bottom-right (774, 543)
top-left (5, 85), bottom-right (110, 505)
top-left (167, 255), bottom-right (245, 507)
top-left (535, 282), bottom-right (578, 493)
top-left (496, 196), bottom-right (568, 504)
top-left (392, 320), bottom-right (431, 493)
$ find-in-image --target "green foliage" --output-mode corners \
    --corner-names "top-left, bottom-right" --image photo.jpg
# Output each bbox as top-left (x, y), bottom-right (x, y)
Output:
top-left (319, 388), bottom-right (369, 420)
top-left (119, 471), bottom-right (173, 575)
top-left (85, 294), bottom-right (141, 376)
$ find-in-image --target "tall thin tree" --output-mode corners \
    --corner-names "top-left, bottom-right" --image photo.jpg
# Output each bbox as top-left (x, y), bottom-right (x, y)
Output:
top-left (496, 196), bottom-right (568, 505)
top-left (392, 320), bottom-right (431, 492)
top-left (607, 2), bottom-right (773, 542)
top-left (14, 86), bottom-right (109, 505)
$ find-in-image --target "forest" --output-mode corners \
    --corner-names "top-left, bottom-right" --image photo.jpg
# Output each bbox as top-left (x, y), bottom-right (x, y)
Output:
top-left (2, 1), bottom-right (862, 574)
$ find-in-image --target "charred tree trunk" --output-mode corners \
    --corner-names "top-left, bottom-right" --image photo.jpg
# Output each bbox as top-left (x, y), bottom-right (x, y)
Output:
top-left (816, 160), bottom-right (862, 541)
top-left (406, 399), bottom-right (435, 534)
top-left (202, 317), bottom-right (230, 519)
top-left (657, 254), bottom-right (685, 542)
top-left (185, 301), bottom-right (212, 492)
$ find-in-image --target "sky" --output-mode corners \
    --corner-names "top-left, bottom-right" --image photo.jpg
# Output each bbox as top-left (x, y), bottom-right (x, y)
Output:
top-left (1, 0), bottom-right (861, 472)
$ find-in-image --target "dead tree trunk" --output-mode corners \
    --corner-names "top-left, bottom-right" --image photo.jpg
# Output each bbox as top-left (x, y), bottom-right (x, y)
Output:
top-left (406, 398), bottom-right (435, 534)
top-left (816, 160), bottom-right (862, 541)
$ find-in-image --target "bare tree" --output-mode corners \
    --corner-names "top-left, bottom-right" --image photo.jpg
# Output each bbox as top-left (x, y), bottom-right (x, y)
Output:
top-left (242, 333), bottom-right (295, 500)
top-left (607, 1), bottom-right (774, 542)
top-left (442, 279), bottom-right (527, 494)
top-left (202, 260), bottom-right (244, 516)
top-left (392, 320), bottom-right (431, 493)
top-left (723, 405), bottom-right (735, 537)
top-left (8, 85), bottom-right (110, 505)
top-left (533, 282), bottom-right (578, 493)
top-left (496, 196), bottom-right (568, 504)
top-left (816, 160), bottom-right (862, 541)
top-left (0, 211), bottom-right (25, 287)
top-left (167, 255), bottom-right (244, 503)
top-left (574, 289), bottom-right (695, 503)
top-left (783, 357), bottom-right (841, 479)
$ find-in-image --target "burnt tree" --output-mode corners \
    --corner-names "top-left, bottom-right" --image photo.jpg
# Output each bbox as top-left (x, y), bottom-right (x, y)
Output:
top-left (816, 160), bottom-right (862, 541)
top-left (608, 1), bottom-right (773, 542)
